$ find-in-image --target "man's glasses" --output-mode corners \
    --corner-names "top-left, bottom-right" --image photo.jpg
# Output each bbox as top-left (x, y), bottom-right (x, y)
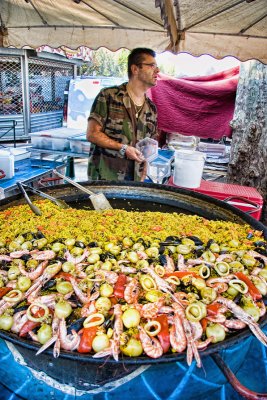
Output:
top-left (137, 63), bottom-right (159, 70)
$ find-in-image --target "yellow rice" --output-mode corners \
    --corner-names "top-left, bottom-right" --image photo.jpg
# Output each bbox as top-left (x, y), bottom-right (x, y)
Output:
top-left (0, 200), bottom-right (263, 248)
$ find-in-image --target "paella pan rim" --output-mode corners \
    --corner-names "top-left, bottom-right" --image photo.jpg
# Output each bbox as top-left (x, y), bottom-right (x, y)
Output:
top-left (0, 316), bottom-right (266, 365)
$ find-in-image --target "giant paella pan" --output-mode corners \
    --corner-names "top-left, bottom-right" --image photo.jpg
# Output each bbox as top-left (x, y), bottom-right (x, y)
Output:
top-left (0, 181), bottom-right (266, 397)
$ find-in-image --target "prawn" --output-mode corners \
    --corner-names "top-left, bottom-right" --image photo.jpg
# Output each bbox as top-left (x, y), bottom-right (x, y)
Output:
top-left (18, 260), bottom-right (47, 281)
top-left (31, 250), bottom-right (56, 261)
top-left (216, 296), bottom-right (267, 346)
top-left (69, 276), bottom-right (90, 304)
top-left (58, 317), bottom-right (80, 351)
top-left (169, 309), bottom-right (187, 353)
top-left (124, 278), bottom-right (140, 304)
top-left (138, 326), bottom-right (163, 359)
top-left (111, 304), bottom-right (123, 361)
top-left (172, 302), bottom-right (201, 368)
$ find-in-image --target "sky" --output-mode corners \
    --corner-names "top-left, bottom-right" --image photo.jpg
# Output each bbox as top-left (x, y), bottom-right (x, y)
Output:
top-left (156, 52), bottom-right (240, 77)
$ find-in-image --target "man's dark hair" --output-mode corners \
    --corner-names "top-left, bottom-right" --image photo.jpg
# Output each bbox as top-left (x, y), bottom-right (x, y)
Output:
top-left (127, 48), bottom-right (156, 78)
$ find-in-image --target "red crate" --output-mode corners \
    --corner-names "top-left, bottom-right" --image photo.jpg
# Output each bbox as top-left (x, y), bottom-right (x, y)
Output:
top-left (168, 177), bottom-right (263, 220)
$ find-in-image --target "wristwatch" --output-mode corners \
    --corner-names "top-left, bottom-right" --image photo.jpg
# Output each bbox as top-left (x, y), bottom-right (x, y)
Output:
top-left (119, 144), bottom-right (128, 158)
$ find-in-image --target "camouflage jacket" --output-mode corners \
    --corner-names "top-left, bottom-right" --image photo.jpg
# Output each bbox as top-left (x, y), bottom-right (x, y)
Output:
top-left (88, 83), bottom-right (158, 181)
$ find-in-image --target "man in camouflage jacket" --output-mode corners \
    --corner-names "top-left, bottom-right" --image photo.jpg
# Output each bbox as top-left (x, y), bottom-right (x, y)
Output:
top-left (87, 48), bottom-right (159, 181)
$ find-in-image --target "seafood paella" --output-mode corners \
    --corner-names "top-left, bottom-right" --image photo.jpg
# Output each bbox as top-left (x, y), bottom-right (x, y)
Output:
top-left (0, 200), bottom-right (267, 367)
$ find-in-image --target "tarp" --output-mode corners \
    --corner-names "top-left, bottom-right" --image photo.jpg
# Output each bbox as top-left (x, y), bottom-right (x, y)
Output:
top-left (1, 0), bottom-right (267, 63)
top-left (148, 67), bottom-right (240, 139)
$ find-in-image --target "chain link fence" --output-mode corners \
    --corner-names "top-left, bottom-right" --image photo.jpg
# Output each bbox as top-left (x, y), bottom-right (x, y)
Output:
top-left (0, 56), bottom-right (23, 115)
top-left (28, 58), bottom-right (73, 114)
top-left (0, 53), bottom-right (75, 139)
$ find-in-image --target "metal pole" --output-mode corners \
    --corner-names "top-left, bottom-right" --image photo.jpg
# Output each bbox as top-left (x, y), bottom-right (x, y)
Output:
top-left (21, 50), bottom-right (30, 137)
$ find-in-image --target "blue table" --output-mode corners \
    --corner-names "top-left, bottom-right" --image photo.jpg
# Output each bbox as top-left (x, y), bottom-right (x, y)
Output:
top-left (0, 158), bottom-right (64, 196)
top-left (0, 328), bottom-right (266, 400)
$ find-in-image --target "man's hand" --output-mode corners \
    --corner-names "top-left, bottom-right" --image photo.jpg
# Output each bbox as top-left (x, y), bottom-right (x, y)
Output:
top-left (125, 146), bottom-right (145, 163)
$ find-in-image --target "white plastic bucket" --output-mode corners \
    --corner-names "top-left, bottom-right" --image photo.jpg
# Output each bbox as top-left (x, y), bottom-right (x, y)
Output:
top-left (0, 150), bottom-right (15, 180)
top-left (173, 150), bottom-right (205, 188)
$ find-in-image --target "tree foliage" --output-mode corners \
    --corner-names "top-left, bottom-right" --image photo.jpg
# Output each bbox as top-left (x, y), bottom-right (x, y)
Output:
top-left (80, 48), bottom-right (129, 77)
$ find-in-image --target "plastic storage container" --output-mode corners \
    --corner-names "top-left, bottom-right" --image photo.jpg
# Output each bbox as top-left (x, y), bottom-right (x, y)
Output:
top-left (136, 138), bottom-right (158, 161)
top-left (30, 128), bottom-right (84, 151)
top-left (68, 134), bottom-right (91, 154)
top-left (0, 150), bottom-right (15, 179)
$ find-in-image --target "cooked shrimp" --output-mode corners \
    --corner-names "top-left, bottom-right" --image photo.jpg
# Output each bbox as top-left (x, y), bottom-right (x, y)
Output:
top-left (18, 260), bottom-right (47, 281)
top-left (224, 319), bottom-right (246, 330)
top-left (120, 266), bottom-right (137, 274)
top-left (0, 255), bottom-right (11, 262)
top-left (206, 275), bottom-right (234, 294)
top-left (164, 255), bottom-right (175, 273)
top-left (139, 298), bottom-right (165, 319)
top-left (172, 302), bottom-right (201, 368)
top-left (81, 300), bottom-right (97, 317)
top-left (100, 270), bottom-right (118, 285)
top-left (36, 315), bottom-right (60, 357)
top-left (142, 265), bottom-right (173, 295)
top-left (11, 311), bottom-right (28, 334)
top-left (124, 278), bottom-right (140, 304)
top-left (65, 249), bottom-right (89, 265)
top-left (25, 261), bottom-right (61, 298)
top-left (170, 311), bottom-right (187, 353)
top-left (247, 250), bottom-right (267, 266)
top-left (216, 296), bottom-right (267, 346)
top-left (59, 317), bottom-right (80, 351)
top-left (9, 250), bottom-right (30, 258)
top-left (111, 304), bottom-right (123, 361)
top-left (138, 326), bottom-right (163, 359)
top-left (69, 276), bottom-right (90, 304)
top-left (31, 250), bottom-right (56, 260)
top-left (177, 254), bottom-right (190, 271)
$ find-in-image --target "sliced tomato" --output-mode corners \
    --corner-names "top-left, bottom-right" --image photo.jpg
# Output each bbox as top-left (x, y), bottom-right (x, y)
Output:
top-left (0, 287), bottom-right (12, 299)
top-left (155, 314), bottom-right (170, 353)
top-left (164, 271), bottom-right (199, 278)
top-left (234, 272), bottom-right (262, 301)
top-left (78, 326), bottom-right (98, 353)
top-left (113, 274), bottom-right (127, 299)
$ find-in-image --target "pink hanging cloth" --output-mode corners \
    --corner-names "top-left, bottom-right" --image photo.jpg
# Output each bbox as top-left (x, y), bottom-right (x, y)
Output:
top-left (148, 66), bottom-right (240, 139)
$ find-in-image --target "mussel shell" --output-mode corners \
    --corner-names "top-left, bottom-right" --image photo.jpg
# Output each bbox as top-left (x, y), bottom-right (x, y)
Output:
top-left (75, 241), bottom-right (86, 248)
top-left (159, 254), bottom-right (167, 265)
top-left (253, 241), bottom-right (267, 248)
top-left (88, 241), bottom-right (98, 248)
top-left (103, 314), bottom-right (114, 330)
top-left (42, 279), bottom-right (56, 290)
top-left (20, 254), bottom-right (31, 262)
top-left (165, 235), bottom-right (181, 243)
top-left (14, 304), bottom-right (28, 314)
top-left (193, 246), bottom-right (205, 258)
top-left (254, 247), bottom-right (267, 256)
top-left (100, 252), bottom-right (116, 261)
top-left (57, 256), bottom-right (67, 262)
top-left (159, 246), bottom-right (165, 254)
top-left (233, 292), bottom-right (242, 304)
top-left (67, 317), bottom-right (86, 334)
top-left (35, 231), bottom-right (46, 239)
top-left (0, 261), bottom-right (9, 270)
top-left (186, 236), bottom-right (204, 246)
top-left (206, 239), bottom-right (215, 248)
